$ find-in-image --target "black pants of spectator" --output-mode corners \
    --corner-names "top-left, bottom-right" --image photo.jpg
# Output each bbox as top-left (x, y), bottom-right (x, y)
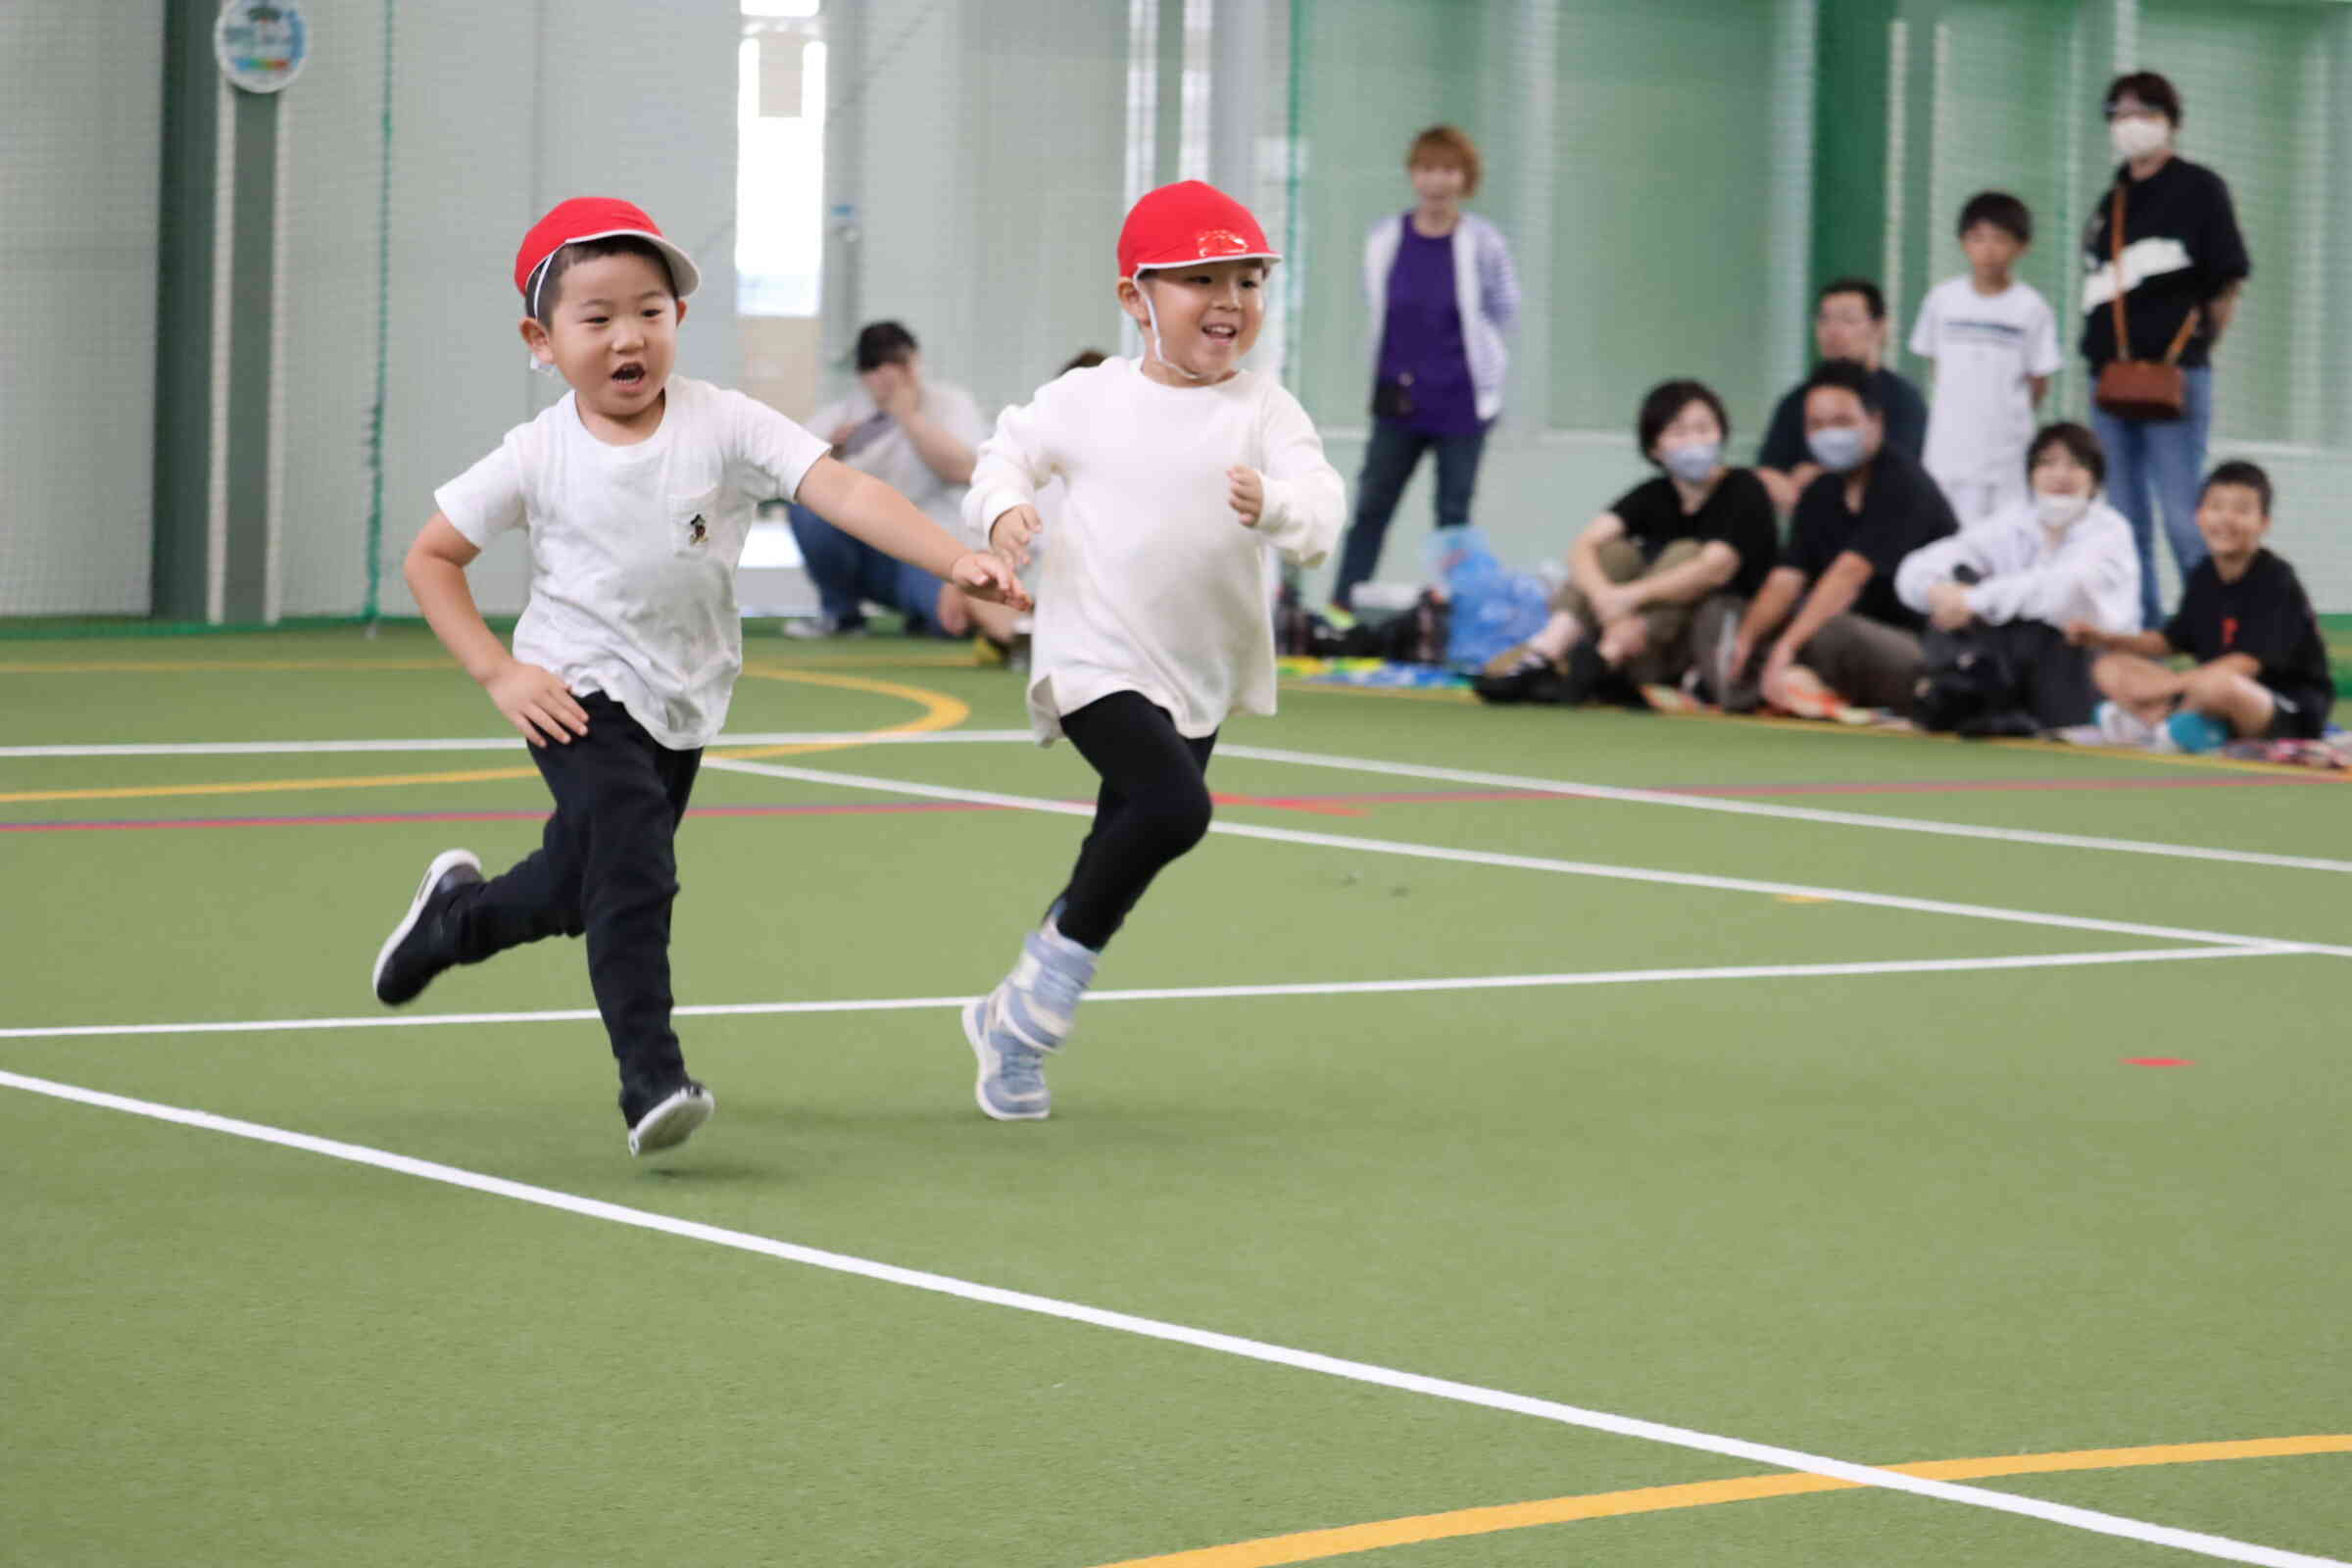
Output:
top-left (1329, 416), bottom-right (1488, 611)
top-left (446, 693), bottom-right (701, 1110)
top-left (1052, 691), bottom-right (1218, 952)
top-left (1920, 619), bottom-right (2098, 731)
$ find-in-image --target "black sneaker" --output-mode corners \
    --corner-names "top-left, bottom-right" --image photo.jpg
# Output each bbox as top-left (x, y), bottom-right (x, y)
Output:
top-left (1472, 649), bottom-right (1561, 705)
top-left (370, 849), bottom-right (483, 1006)
top-left (622, 1078), bottom-right (716, 1157)
top-left (1556, 640), bottom-right (1609, 706)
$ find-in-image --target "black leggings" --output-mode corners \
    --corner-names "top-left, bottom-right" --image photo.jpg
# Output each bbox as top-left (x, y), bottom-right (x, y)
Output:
top-left (1053, 692), bottom-right (1217, 951)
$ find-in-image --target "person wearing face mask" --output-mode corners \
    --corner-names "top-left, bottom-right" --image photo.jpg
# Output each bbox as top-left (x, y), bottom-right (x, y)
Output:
top-left (1753, 278), bottom-right (1930, 514)
top-left (1716, 359), bottom-right (1957, 717)
top-left (1476, 379), bottom-right (1776, 705)
top-left (1892, 423), bottom-right (2137, 731)
top-left (2082, 71), bottom-right (2251, 630)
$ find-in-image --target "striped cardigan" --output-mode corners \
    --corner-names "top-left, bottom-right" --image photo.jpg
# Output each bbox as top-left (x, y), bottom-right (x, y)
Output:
top-left (1362, 211), bottom-right (1521, 422)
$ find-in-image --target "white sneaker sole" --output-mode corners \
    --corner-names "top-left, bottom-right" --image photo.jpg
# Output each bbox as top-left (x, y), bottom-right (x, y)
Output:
top-left (964, 994), bottom-right (1048, 1122)
top-left (370, 849), bottom-right (481, 1004)
top-left (627, 1086), bottom-right (714, 1156)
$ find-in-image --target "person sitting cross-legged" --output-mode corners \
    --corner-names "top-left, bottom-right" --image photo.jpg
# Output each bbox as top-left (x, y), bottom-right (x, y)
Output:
top-left (1892, 421), bottom-right (2137, 734)
top-left (1714, 359), bottom-right (1958, 718)
top-left (2067, 460), bottom-right (2333, 752)
top-left (1476, 378), bottom-right (1776, 706)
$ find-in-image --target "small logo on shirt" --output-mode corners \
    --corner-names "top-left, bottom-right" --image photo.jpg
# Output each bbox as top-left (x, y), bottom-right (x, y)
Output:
top-left (2222, 615), bottom-right (2238, 650)
top-left (685, 514), bottom-right (709, 547)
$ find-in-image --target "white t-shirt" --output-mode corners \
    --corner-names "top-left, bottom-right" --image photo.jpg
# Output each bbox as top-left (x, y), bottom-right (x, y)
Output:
top-left (435, 375), bottom-right (829, 750)
top-left (964, 357), bottom-right (1345, 743)
top-left (1909, 276), bottom-right (2063, 490)
top-left (808, 379), bottom-right (988, 531)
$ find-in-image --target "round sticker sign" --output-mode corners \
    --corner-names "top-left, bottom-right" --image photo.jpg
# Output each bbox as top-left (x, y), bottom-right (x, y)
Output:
top-left (214, 1), bottom-right (310, 94)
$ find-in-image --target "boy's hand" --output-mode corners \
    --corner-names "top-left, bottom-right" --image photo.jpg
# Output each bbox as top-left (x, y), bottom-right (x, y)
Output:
top-left (989, 505), bottom-right (1043, 567)
top-left (485, 660), bottom-right (589, 748)
top-left (2063, 619), bottom-right (2102, 649)
top-left (1228, 466), bottom-right (1265, 526)
top-left (951, 552), bottom-right (1032, 612)
top-left (1587, 581), bottom-right (1641, 626)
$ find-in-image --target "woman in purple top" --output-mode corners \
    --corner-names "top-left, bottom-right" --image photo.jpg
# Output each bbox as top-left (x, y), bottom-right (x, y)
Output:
top-left (1330, 124), bottom-right (1522, 615)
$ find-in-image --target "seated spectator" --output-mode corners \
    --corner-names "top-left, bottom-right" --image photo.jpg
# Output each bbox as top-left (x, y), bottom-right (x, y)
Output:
top-left (2068, 461), bottom-right (2332, 752)
top-left (956, 349), bottom-right (1106, 666)
top-left (1755, 278), bottom-right (1929, 514)
top-left (788, 320), bottom-right (990, 637)
top-left (1715, 359), bottom-right (1957, 717)
top-left (1893, 422), bottom-right (2136, 732)
top-left (1476, 378), bottom-right (1775, 705)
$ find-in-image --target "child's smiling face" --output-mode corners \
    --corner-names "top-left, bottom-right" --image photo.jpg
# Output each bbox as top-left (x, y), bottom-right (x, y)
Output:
top-left (522, 250), bottom-right (685, 435)
top-left (1121, 259), bottom-right (1267, 384)
top-left (2194, 480), bottom-right (2269, 563)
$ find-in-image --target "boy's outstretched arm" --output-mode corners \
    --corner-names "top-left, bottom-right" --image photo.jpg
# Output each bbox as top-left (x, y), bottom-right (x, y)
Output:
top-left (796, 456), bottom-right (1030, 610)
top-left (405, 514), bottom-right (589, 748)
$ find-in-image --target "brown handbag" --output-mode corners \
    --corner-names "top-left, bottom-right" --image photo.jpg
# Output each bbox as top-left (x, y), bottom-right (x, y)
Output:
top-left (2093, 181), bottom-right (2200, 419)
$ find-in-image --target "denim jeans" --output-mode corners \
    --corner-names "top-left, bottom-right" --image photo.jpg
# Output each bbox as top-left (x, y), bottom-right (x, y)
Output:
top-left (2091, 365), bottom-right (2213, 629)
top-left (1330, 416), bottom-right (1489, 610)
top-left (788, 503), bottom-right (951, 633)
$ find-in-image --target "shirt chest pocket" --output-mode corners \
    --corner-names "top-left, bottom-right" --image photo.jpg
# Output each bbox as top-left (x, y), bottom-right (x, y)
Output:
top-left (665, 483), bottom-right (728, 561)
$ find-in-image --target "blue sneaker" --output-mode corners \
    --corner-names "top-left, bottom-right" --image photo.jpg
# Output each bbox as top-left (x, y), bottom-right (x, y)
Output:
top-left (2165, 710), bottom-right (2230, 754)
top-left (963, 986), bottom-right (1052, 1121)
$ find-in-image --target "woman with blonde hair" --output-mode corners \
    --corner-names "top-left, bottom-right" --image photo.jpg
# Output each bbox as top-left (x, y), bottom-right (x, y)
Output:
top-left (1329, 124), bottom-right (1521, 616)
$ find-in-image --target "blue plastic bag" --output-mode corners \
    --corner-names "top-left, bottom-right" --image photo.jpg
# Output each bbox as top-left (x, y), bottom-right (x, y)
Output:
top-left (1424, 525), bottom-right (1552, 669)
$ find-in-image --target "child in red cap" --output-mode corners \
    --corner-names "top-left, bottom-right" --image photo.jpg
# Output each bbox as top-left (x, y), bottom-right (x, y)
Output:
top-left (376, 197), bottom-right (1027, 1156)
top-left (957, 180), bottom-right (1345, 1120)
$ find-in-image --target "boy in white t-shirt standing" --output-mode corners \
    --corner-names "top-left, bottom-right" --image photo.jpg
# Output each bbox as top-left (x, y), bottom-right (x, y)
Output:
top-left (373, 198), bottom-right (1026, 1156)
top-left (957, 181), bottom-right (1345, 1121)
top-left (1909, 191), bottom-right (2062, 522)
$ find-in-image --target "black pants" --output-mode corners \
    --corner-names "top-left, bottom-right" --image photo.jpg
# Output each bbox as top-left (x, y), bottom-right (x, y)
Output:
top-left (1053, 692), bottom-right (1217, 952)
top-left (1918, 620), bottom-right (2099, 731)
top-left (1329, 416), bottom-right (1489, 611)
top-left (447, 693), bottom-right (701, 1102)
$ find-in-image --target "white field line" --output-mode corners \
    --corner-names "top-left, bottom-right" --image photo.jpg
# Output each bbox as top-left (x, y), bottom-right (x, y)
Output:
top-left (707, 758), bottom-right (2352, 959)
top-left (0, 730), bottom-right (1036, 760)
top-left (12, 730), bottom-right (2340, 882)
top-left (1222, 742), bottom-right (2352, 876)
top-left (0, 1066), bottom-right (2339, 1568)
top-left (0, 947), bottom-right (2284, 1043)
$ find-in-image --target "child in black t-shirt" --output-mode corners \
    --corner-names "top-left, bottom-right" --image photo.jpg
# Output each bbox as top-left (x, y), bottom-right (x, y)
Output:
top-left (2068, 461), bottom-right (2333, 751)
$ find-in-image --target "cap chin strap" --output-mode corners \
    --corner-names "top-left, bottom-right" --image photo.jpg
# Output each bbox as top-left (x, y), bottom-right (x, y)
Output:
top-left (1138, 279), bottom-right (1210, 384)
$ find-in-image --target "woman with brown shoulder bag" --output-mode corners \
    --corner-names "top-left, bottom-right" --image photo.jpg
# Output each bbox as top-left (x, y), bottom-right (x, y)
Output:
top-left (2080, 71), bottom-right (2250, 629)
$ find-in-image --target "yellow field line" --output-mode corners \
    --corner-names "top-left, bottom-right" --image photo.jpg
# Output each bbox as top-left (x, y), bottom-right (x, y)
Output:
top-left (0, 669), bottom-right (967, 806)
top-left (1089, 1435), bottom-right (2352, 1568)
top-left (0, 651), bottom-right (982, 674)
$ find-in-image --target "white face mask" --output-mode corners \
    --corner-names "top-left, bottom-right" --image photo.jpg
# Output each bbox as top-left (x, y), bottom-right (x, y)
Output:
top-left (2111, 117), bottom-right (2170, 162)
top-left (2035, 491), bottom-right (2090, 529)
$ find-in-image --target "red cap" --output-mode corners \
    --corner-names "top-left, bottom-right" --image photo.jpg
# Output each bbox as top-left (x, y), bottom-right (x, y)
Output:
top-left (1116, 180), bottom-right (1279, 280)
top-left (514, 197), bottom-right (702, 313)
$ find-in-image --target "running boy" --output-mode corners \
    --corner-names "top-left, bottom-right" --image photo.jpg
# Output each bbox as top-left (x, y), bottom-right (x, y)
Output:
top-left (2068, 461), bottom-right (2332, 752)
top-left (373, 197), bottom-right (1026, 1155)
top-left (957, 180), bottom-right (1345, 1121)
top-left (1909, 192), bottom-right (2062, 522)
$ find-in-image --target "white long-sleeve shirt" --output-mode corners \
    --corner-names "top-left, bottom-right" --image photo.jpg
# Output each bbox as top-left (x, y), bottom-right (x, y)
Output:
top-left (964, 357), bottom-right (1345, 743)
top-left (1893, 495), bottom-right (2139, 635)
